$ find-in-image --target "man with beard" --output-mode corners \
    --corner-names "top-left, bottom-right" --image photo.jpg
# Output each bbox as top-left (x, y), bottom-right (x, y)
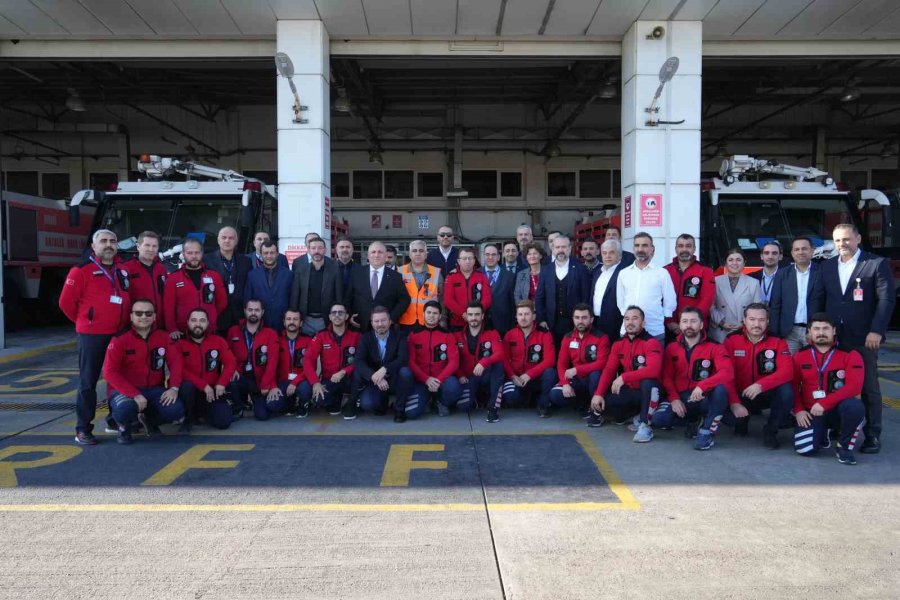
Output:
top-left (104, 299), bottom-right (183, 444)
top-left (616, 232), bottom-right (676, 343)
top-left (535, 235), bottom-right (591, 348)
top-left (164, 238), bottom-right (227, 339)
top-left (406, 301), bottom-right (461, 421)
top-left (653, 307), bottom-right (734, 450)
top-left (204, 226), bottom-right (252, 334)
top-left (590, 306), bottom-right (663, 442)
top-left (444, 247), bottom-right (492, 331)
top-left (723, 303), bottom-right (794, 449)
top-left (792, 313), bottom-right (866, 464)
top-left (502, 240), bottom-right (520, 274)
top-left (515, 225), bottom-right (550, 270)
top-left (277, 310), bottom-right (314, 418)
top-left (579, 238), bottom-right (601, 275)
top-left (334, 236), bottom-right (357, 291)
top-left (226, 299), bottom-right (282, 421)
top-left (244, 240), bottom-right (293, 331)
top-left (427, 226), bottom-right (459, 276)
top-left (247, 231), bottom-right (288, 270)
top-left (349, 307), bottom-right (413, 419)
top-left (122, 231), bottom-right (167, 329)
top-left (455, 302), bottom-right (504, 414)
top-left (493, 300), bottom-right (556, 423)
top-left (663, 233), bottom-right (715, 342)
top-left (172, 308), bottom-right (237, 431)
top-left (303, 303), bottom-right (361, 416)
top-left (290, 237), bottom-right (342, 337)
top-left (398, 239), bottom-right (443, 331)
top-left (60, 229), bottom-right (131, 445)
top-left (544, 303), bottom-right (608, 418)
top-left (750, 241), bottom-right (784, 304)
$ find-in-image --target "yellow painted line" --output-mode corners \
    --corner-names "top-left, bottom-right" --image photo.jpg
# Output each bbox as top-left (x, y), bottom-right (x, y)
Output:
top-left (884, 398), bottom-right (900, 410)
top-left (0, 502), bottom-right (634, 513)
top-left (0, 342), bottom-right (76, 365)
top-left (572, 430), bottom-right (640, 510)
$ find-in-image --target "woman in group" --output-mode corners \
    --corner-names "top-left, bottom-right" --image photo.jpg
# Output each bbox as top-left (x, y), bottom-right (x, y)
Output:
top-left (709, 248), bottom-right (762, 342)
top-left (514, 242), bottom-right (546, 303)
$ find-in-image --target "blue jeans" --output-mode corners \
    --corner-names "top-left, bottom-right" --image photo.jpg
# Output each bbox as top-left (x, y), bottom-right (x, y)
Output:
top-left (352, 367), bottom-right (414, 414)
top-left (109, 386), bottom-right (185, 430)
top-left (794, 398), bottom-right (866, 454)
top-left (546, 371), bottom-right (601, 409)
top-left (498, 368), bottom-right (556, 409)
top-left (278, 379), bottom-right (313, 411)
top-left (652, 384), bottom-right (729, 436)
top-left (405, 376), bottom-right (462, 418)
top-left (604, 378), bottom-right (661, 424)
top-left (459, 363), bottom-right (504, 412)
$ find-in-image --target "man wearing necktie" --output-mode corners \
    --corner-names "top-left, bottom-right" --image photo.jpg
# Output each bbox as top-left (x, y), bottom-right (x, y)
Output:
top-left (345, 241), bottom-right (410, 332)
top-left (482, 243), bottom-right (516, 335)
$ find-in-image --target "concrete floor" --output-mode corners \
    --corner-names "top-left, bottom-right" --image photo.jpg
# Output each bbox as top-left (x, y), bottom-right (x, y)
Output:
top-left (0, 340), bottom-right (898, 599)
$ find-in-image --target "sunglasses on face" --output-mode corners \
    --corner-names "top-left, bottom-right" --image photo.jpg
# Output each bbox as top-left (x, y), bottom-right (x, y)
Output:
top-left (132, 310), bottom-right (155, 317)
top-left (438, 233), bottom-right (453, 237)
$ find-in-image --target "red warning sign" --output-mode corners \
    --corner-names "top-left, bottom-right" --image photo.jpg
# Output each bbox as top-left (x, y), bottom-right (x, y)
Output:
top-left (639, 194), bottom-right (662, 227)
top-left (623, 195), bottom-right (632, 228)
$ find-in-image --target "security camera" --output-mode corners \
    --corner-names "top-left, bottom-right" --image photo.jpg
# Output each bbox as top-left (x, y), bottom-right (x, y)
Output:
top-left (648, 26), bottom-right (665, 40)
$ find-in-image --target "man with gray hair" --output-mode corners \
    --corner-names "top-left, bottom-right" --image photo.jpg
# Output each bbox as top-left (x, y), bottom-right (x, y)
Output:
top-left (516, 224), bottom-right (550, 270)
top-left (345, 240), bottom-right (410, 331)
top-left (398, 239), bottom-right (443, 330)
top-left (591, 239), bottom-right (627, 340)
top-left (60, 229), bottom-right (132, 445)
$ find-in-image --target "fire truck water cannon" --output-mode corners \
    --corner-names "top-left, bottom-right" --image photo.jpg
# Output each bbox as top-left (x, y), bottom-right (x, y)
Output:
top-left (719, 155), bottom-right (835, 186)
top-left (137, 154), bottom-right (250, 182)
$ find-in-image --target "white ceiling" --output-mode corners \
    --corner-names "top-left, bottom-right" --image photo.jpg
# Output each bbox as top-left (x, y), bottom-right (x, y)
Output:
top-left (0, 0), bottom-right (898, 40)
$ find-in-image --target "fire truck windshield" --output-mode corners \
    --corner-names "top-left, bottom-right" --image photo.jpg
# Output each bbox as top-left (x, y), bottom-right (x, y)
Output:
top-left (716, 194), bottom-right (853, 266)
top-left (102, 195), bottom-right (244, 255)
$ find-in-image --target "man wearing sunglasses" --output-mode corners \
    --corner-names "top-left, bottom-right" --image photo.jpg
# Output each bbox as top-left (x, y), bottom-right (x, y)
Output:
top-left (427, 226), bottom-right (459, 276)
top-left (103, 299), bottom-right (183, 444)
top-left (303, 303), bottom-right (361, 416)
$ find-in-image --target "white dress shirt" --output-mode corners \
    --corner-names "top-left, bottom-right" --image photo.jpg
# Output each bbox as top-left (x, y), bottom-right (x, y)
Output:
top-left (838, 248), bottom-right (861, 294)
top-left (616, 261), bottom-right (677, 336)
top-left (793, 265), bottom-right (811, 325)
top-left (555, 259), bottom-right (570, 280)
top-left (592, 262), bottom-right (620, 316)
top-left (440, 246), bottom-right (453, 260)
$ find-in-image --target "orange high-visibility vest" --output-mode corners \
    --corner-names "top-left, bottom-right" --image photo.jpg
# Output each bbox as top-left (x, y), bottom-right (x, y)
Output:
top-left (400, 263), bottom-right (441, 325)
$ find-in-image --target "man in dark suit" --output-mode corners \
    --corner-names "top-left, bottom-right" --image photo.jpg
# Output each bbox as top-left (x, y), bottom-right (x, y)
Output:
top-left (289, 237), bottom-right (342, 337)
top-left (426, 225), bottom-right (459, 275)
top-left (769, 237), bottom-right (824, 353)
top-left (345, 241), bottom-right (411, 332)
top-left (243, 240), bottom-right (292, 331)
top-left (819, 223), bottom-right (896, 453)
top-left (603, 226), bottom-right (635, 267)
top-left (247, 231), bottom-right (289, 270)
top-left (481, 243), bottom-right (515, 335)
top-left (535, 235), bottom-right (591, 348)
top-left (347, 306), bottom-right (413, 419)
top-left (204, 226), bottom-right (253, 334)
top-left (591, 239), bottom-right (627, 340)
top-left (748, 240), bottom-right (784, 304)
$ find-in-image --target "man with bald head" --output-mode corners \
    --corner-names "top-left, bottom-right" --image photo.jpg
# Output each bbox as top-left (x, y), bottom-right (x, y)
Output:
top-left (345, 240), bottom-right (410, 331)
top-left (205, 226), bottom-right (253, 334)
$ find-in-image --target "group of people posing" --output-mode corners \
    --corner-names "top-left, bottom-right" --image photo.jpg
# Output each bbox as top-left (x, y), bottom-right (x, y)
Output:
top-left (59, 221), bottom-right (895, 466)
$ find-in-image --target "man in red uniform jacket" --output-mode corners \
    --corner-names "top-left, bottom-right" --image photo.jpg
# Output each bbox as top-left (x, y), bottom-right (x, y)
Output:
top-left (164, 237), bottom-right (227, 339)
top-left (653, 306), bottom-right (735, 451)
top-left (407, 301), bottom-right (461, 421)
top-left (455, 302), bottom-right (504, 414)
top-left (104, 299), bottom-right (183, 444)
top-left (793, 312), bottom-right (866, 465)
top-left (590, 305), bottom-right (663, 442)
top-left (544, 303), bottom-right (609, 418)
top-left (277, 310), bottom-right (314, 418)
top-left (444, 247), bottom-right (492, 330)
top-left (121, 231), bottom-right (168, 329)
top-left (663, 233), bottom-right (715, 341)
top-left (493, 300), bottom-right (556, 423)
top-left (226, 299), bottom-right (282, 421)
top-left (723, 302), bottom-right (794, 449)
top-left (171, 308), bottom-right (237, 430)
top-left (59, 229), bottom-right (131, 445)
top-left (303, 303), bottom-right (361, 416)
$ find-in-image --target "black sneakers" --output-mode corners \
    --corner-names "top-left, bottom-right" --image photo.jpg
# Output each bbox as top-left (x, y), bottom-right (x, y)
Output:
top-left (586, 412), bottom-right (604, 428)
top-left (486, 408), bottom-right (500, 423)
top-left (763, 428), bottom-right (779, 450)
top-left (116, 427), bottom-right (133, 445)
top-left (835, 444), bottom-right (857, 465)
top-left (860, 436), bottom-right (881, 454)
top-left (394, 412), bottom-right (407, 423)
top-left (734, 418), bottom-right (749, 437)
top-left (74, 431), bottom-right (98, 445)
top-left (342, 400), bottom-right (358, 420)
top-left (537, 406), bottom-right (550, 418)
top-left (295, 400), bottom-right (310, 419)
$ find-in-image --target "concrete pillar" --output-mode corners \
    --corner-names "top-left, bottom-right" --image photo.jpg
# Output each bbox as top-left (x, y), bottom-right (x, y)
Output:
top-left (621, 21), bottom-right (701, 264)
top-left (276, 20), bottom-right (331, 263)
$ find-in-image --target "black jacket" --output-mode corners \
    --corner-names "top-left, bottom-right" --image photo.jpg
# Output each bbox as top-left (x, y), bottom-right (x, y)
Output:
top-left (203, 250), bottom-right (252, 333)
top-left (483, 267), bottom-right (516, 334)
top-left (353, 328), bottom-right (409, 382)
top-left (768, 264), bottom-right (824, 337)
top-left (344, 265), bottom-right (411, 330)
top-left (590, 261), bottom-right (628, 341)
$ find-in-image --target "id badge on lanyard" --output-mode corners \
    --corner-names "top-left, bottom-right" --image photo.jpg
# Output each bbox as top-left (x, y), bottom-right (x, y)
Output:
top-left (853, 278), bottom-right (863, 302)
top-left (811, 347), bottom-right (835, 400)
top-left (244, 329), bottom-right (255, 371)
top-left (90, 256), bottom-right (121, 304)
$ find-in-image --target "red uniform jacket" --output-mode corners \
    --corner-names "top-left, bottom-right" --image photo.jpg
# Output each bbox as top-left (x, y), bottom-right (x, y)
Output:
top-left (59, 255), bottom-right (131, 335)
top-left (502, 326), bottom-right (555, 380)
top-left (303, 327), bottom-right (361, 385)
top-left (454, 328), bottom-right (504, 377)
top-left (556, 330), bottom-right (610, 386)
top-left (663, 258), bottom-right (716, 326)
top-left (663, 335), bottom-right (735, 402)
top-left (408, 326), bottom-right (460, 383)
top-left (792, 345), bottom-right (864, 413)
top-left (226, 321), bottom-right (280, 390)
top-left (122, 257), bottom-right (168, 328)
top-left (443, 271), bottom-right (493, 328)
top-left (103, 328), bottom-right (174, 398)
top-left (170, 333), bottom-right (236, 389)
top-left (723, 330), bottom-right (793, 400)
top-left (163, 265), bottom-right (227, 334)
top-left (278, 333), bottom-right (314, 385)
top-left (594, 331), bottom-right (664, 396)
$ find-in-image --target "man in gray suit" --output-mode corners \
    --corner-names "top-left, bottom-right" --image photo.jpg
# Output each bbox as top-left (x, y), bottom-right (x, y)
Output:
top-left (289, 237), bottom-right (343, 337)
